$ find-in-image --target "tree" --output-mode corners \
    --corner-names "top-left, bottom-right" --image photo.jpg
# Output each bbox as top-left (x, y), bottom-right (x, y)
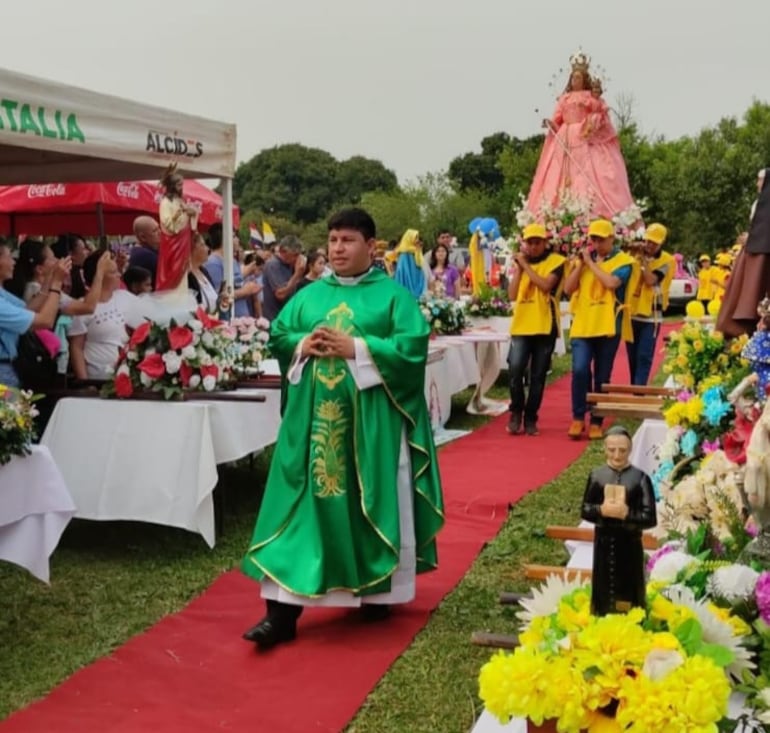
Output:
top-left (448, 132), bottom-right (510, 192)
top-left (234, 144), bottom-right (342, 225)
top-left (337, 156), bottom-right (398, 204)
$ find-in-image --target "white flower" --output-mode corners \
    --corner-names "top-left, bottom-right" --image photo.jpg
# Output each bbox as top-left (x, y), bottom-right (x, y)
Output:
top-left (140, 371), bottom-right (153, 387)
top-left (649, 551), bottom-right (696, 583)
top-left (103, 365), bottom-right (115, 376)
top-left (256, 317), bottom-right (270, 330)
top-left (181, 345), bottom-right (196, 360)
top-left (189, 374), bottom-right (201, 389)
top-left (201, 331), bottom-right (215, 348)
top-left (759, 688), bottom-right (770, 708)
top-left (707, 565), bottom-right (759, 603)
top-left (256, 331), bottom-right (269, 343)
top-left (188, 319), bottom-right (203, 332)
top-left (663, 585), bottom-right (755, 681)
top-left (162, 351), bottom-right (182, 375)
top-left (202, 375), bottom-right (217, 392)
top-left (516, 574), bottom-right (587, 627)
top-left (642, 649), bottom-right (684, 681)
top-left (199, 353), bottom-right (213, 367)
top-left (117, 364), bottom-right (130, 377)
top-left (127, 350), bottom-right (138, 361)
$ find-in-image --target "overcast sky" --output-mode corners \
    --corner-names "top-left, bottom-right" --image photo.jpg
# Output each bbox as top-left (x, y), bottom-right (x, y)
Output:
top-left (3, 1), bottom-right (767, 183)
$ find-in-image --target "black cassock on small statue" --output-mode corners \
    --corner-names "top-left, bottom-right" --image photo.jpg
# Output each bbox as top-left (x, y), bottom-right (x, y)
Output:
top-left (580, 464), bottom-right (657, 616)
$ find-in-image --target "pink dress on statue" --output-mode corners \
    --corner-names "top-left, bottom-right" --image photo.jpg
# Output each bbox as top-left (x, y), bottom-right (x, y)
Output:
top-left (526, 90), bottom-right (635, 219)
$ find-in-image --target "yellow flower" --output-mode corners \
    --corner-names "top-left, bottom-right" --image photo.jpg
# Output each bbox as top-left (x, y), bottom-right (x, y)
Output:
top-left (707, 603), bottom-right (751, 637)
top-left (675, 354), bottom-right (688, 368)
top-left (479, 648), bottom-right (564, 725)
top-left (692, 339), bottom-right (704, 352)
top-left (684, 396), bottom-right (703, 424)
top-left (616, 655), bottom-right (729, 732)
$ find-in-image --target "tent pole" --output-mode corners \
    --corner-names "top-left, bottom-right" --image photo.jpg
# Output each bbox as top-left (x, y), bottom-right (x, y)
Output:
top-left (96, 202), bottom-right (107, 248)
top-left (221, 177), bottom-right (234, 318)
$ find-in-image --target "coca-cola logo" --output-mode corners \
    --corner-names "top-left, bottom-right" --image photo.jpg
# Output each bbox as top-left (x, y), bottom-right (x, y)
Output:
top-left (116, 182), bottom-right (140, 199)
top-left (27, 183), bottom-right (66, 199)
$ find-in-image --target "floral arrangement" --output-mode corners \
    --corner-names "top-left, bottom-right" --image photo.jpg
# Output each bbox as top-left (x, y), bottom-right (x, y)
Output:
top-left (644, 528), bottom-right (770, 729)
top-left (419, 294), bottom-right (466, 335)
top-left (654, 449), bottom-right (748, 545)
top-left (465, 283), bottom-right (512, 318)
top-left (221, 316), bottom-right (271, 376)
top-left (479, 574), bottom-right (740, 732)
top-left (662, 323), bottom-right (749, 392)
top-left (0, 385), bottom-right (39, 465)
top-left (513, 192), bottom-right (645, 256)
top-left (104, 307), bottom-right (267, 400)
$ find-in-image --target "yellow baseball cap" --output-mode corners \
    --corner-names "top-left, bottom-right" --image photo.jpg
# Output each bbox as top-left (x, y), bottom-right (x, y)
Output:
top-left (522, 223), bottom-right (548, 240)
top-left (715, 253), bottom-right (732, 267)
top-left (698, 254), bottom-right (711, 263)
top-left (587, 219), bottom-right (614, 238)
top-left (645, 223), bottom-right (667, 246)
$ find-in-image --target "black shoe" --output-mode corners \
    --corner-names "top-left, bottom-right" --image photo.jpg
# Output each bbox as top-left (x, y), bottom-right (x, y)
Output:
top-left (506, 412), bottom-right (523, 435)
top-left (359, 604), bottom-right (391, 622)
top-left (524, 422), bottom-right (539, 436)
top-left (242, 616), bottom-right (297, 649)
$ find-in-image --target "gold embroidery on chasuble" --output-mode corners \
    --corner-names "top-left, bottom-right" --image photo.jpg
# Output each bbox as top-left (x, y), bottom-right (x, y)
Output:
top-left (311, 302), bottom-right (355, 498)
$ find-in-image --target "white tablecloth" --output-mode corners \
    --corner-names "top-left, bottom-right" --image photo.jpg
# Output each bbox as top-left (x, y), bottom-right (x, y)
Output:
top-left (41, 390), bottom-right (281, 548)
top-left (629, 418), bottom-right (668, 478)
top-left (0, 445), bottom-right (76, 582)
top-left (435, 333), bottom-right (510, 416)
top-left (425, 340), bottom-right (481, 428)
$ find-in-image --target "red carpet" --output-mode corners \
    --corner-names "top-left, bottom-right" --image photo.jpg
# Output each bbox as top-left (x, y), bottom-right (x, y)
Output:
top-left (1, 328), bottom-right (674, 733)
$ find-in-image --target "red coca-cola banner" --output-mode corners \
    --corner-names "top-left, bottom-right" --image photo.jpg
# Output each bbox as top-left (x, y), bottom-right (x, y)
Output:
top-left (0, 179), bottom-right (239, 236)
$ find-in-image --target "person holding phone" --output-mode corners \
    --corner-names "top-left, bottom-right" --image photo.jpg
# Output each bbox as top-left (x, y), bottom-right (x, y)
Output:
top-left (261, 235), bottom-right (306, 321)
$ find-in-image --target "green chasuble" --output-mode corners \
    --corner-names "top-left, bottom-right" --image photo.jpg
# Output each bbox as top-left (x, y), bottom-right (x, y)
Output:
top-left (242, 268), bottom-right (444, 597)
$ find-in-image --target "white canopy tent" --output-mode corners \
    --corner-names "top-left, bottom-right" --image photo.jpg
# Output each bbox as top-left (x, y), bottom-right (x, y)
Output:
top-left (0, 66), bottom-right (238, 290)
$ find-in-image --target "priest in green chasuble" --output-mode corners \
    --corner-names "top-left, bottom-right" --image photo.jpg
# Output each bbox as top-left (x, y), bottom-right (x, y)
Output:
top-left (242, 207), bottom-right (444, 650)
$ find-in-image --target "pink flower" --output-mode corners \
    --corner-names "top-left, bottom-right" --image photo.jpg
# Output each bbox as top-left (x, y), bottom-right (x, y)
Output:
top-left (756, 572), bottom-right (770, 624)
top-left (676, 390), bottom-right (692, 402)
top-left (646, 543), bottom-right (675, 573)
top-left (702, 438), bottom-right (721, 454)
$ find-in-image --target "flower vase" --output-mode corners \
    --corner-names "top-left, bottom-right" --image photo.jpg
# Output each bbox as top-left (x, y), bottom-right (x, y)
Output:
top-left (527, 720), bottom-right (558, 732)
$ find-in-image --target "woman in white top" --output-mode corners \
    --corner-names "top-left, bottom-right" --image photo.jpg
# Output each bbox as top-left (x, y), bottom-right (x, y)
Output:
top-left (188, 232), bottom-right (227, 314)
top-left (8, 239), bottom-right (109, 315)
top-left (68, 251), bottom-right (128, 380)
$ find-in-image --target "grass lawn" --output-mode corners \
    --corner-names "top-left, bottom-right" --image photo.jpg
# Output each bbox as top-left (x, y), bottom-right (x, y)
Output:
top-left (0, 353), bottom-right (639, 731)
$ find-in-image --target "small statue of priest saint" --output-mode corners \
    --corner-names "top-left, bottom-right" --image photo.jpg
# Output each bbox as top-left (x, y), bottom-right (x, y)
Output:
top-left (580, 425), bottom-right (657, 616)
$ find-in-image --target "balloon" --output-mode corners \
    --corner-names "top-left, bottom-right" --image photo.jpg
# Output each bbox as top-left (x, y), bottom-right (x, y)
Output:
top-left (685, 300), bottom-right (706, 319)
top-left (468, 217), bottom-right (483, 234)
top-left (479, 218), bottom-right (497, 235)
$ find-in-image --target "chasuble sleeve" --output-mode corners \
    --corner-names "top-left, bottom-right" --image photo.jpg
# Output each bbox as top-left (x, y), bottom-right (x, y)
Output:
top-left (268, 296), bottom-right (311, 377)
top-left (362, 287), bottom-right (431, 420)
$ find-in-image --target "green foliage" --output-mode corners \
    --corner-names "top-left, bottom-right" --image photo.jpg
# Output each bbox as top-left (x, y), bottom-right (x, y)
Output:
top-left (233, 144), bottom-right (398, 225)
top-left (360, 173), bottom-right (497, 245)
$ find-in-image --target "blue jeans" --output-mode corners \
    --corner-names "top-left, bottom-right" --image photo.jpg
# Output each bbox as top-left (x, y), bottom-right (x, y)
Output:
top-left (508, 334), bottom-right (556, 425)
top-left (0, 361), bottom-right (19, 388)
top-left (571, 335), bottom-right (621, 424)
top-left (626, 320), bottom-right (660, 386)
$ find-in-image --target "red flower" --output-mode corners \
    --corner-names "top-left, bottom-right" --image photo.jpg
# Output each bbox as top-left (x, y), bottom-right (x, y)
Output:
top-left (129, 321), bottom-right (151, 347)
top-left (137, 353), bottom-right (165, 380)
top-left (168, 326), bottom-right (193, 351)
top-left (179, 362), bottom-right (193, 387)
top-left (200, 364), bottom-right (219, 380)
top-left (114, 372), bottom-right (134, 398)
top-left (195, 307), bottom-right (221, 329)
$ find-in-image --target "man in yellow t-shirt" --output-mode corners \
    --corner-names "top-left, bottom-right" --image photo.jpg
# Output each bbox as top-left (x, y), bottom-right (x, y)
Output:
top-left (696, 254), bottom-right (714, 307)
top-left (564, 219), bottom-right (634, 440)
top-left (506, 224), bottom-right (565, 435)
top-left (626, 223), bottom-right (674, 385)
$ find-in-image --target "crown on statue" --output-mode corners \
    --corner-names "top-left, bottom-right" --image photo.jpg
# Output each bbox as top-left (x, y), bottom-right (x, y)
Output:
top-left (569, 50), bottom-right (591, 73)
